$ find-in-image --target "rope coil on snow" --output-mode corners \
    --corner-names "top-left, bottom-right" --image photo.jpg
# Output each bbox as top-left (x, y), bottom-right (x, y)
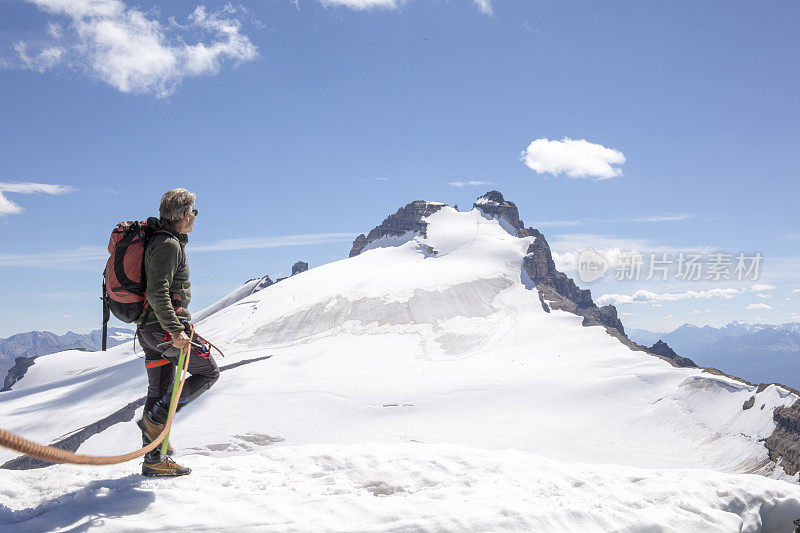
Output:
top-left (0, 324), bottom-right (195, 466)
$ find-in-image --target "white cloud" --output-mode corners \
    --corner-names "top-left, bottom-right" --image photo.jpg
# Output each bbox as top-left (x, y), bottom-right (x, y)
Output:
top-left (628, 214), bottom-right (694, 223)
top-left (530, 213), bottom-right (694, 228)
top-left (547, 233), bottom-right (713, 273)
top-left (61, 314), bottom-right (71, 319)
top-left (792, 289), bottom-right (800, 294)
top-left (596, 288), bottom-right (744, 306)
top-left (532, 220), bottom-right (583, 228)
top-left (751, 283), bottom-right (776, 291)
top-left (473, 0), bottom-right (493, 15)
top-left (447, 181), bottom-right (499, 188)
top-left (0, 181), bottom-right (75, 217)
top-left (756, 293), bottom-right (772, 299)
top-left (0, 233), bottom-right (358, 267)
top-left (192, 233), bottom-right (358, 252)
top-left (520, 137), bottom-right (626, 180)
top-left (746, 303), bottom-right (772, 311)
top-left (320, 0), bottom-right (400, 10)
top-left (0, 182), bottom-right (75, 194)
top-left (782, 233), bottom-right (800, 240)
top-left (14, 42), bottom-right (65, 72)
top-left (17, 1), bottom-right (258, 97)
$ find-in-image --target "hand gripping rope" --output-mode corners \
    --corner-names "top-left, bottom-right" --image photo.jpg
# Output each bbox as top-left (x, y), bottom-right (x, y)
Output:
top-left (0, 324), bottom-right (197, 466)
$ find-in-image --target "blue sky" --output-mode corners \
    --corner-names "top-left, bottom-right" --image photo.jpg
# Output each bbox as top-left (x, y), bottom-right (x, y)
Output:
top-left (0, 0), bottom-right (798, 337)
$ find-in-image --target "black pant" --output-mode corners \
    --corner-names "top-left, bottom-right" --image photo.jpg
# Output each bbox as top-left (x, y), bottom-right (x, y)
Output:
top-left (137, 323), bottom-right (219, 415)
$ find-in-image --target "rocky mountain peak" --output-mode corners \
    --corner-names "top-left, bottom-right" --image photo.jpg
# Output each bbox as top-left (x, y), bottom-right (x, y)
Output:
top-left (292, 261), bottom-right (309, 276)
top-left (348, 191), bottom-right (628, 343)
top-left (473, 190), bottom-right (530, 237)
top-left (349, 200), bottom-right (447, 257)
top-left (647, 340), bottom-right (697, 368)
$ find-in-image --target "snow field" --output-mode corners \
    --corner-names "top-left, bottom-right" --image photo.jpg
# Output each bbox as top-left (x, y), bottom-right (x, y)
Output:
top-left (2, 443), bottom-right (800, 532)
top-left (2, 206), bottom-right (800, 530)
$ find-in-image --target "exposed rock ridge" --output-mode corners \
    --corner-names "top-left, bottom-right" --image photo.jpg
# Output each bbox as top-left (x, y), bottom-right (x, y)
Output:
top-left (766, 401), bottom-right (800, 476)
top-left (472, 190), bottom-right (626, 338)
top-left (349, 201), bottom-right (447, 257)
top-left (243, 275), bottom-right (274, 290)
top-left (468, 190), bottom-right (800, 477)
top-left (647, 340), bottom-right (697, 368)
top-left (2, 356), bottom-right (37, 392)
top-left (292, 261), bottom-right (309, 276)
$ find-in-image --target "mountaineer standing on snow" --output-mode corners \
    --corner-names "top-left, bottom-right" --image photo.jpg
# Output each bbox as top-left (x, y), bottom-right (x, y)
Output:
top-left (135, 188), bottom-right (219, 477)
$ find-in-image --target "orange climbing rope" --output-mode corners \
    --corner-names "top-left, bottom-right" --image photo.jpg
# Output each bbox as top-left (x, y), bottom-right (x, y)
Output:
top-left (0, 324), bottom-right (195, 466)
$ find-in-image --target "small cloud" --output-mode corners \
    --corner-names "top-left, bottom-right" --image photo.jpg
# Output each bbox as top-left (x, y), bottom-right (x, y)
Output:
top-left (756, 293), bottom-right (772, 299)
top-left (597, 287), bottom-right (743, 306)
top-left (746, 303), bottom-right (772, 310)
top-left (792, 289), bottom-right (800, 294)
top-left (751, 283), bottom-right (776, 291)
top-left (359, 177), bottom-right (388, 183)
top-left (320, 0), bottom-right (400, 10)
top-left (473, 0), bottom-right (493, 15)
top-left (781, 233), bottom-right (800, 240)
top-left (447, 180), bottom-right (499, 188)
top-left (14, 43), bottom-right (65, 73)
top-left (61, 314), bottom-right (71, 318)
top-left (520, 137), bottom-right (626, 180)
top-left (0, 181), bottom-right (76, 217)
top-left (628, 214), bottom-right (694, 223)
top-left (533, 220), bottom-right (583, 228)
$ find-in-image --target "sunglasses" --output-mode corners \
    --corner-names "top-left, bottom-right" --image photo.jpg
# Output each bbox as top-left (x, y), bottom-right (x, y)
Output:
top-left (188, 208), bottom-right (199, 216)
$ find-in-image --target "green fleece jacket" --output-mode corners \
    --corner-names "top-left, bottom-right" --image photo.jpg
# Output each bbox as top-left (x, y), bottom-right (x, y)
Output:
top-left (135, 217), bottom-right (192, 333)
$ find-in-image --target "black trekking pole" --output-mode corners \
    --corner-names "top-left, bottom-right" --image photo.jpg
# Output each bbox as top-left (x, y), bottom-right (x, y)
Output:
top-left (101, 280), bottom-right (110, 351)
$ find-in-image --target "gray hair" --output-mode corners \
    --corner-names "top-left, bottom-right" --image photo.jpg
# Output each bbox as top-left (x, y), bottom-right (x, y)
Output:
top-left (159, 188), bottom-right (196, 224)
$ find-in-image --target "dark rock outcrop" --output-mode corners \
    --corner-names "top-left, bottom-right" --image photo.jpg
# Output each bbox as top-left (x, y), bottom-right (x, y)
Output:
top-left (2, 356), bottom-right (37, 392)
top-left (766, 402), bottom-right (800, 475)
top-left (473, 190), bottom-right (531, 236)
top-left (349, 201), bottom-right (447, 257)
top-left (647, 340), bottom-right (697, 368)
top-left (292, 261), bottom-right (309, 276)
top-left (743, 395), bottom-right (756, 410)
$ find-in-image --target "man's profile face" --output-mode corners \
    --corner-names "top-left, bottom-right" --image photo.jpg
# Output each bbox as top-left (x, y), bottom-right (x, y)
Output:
top-left (183, 204), bottom-right (196, 233)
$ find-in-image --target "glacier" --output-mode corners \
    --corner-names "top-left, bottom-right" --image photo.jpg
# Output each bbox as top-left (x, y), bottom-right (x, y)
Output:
top-left (1, 203), bottom-right (800, 532)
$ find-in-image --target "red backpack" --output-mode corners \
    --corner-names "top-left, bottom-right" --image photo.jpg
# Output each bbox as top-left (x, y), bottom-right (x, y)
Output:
top-left (101, 220), bottom-right (181, 350)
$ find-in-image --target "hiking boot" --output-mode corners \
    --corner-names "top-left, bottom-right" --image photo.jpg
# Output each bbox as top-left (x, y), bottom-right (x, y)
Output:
top-left (136, 412), bottom-right (174, 456)
top-left (142, 456), bottom-right (191, 477)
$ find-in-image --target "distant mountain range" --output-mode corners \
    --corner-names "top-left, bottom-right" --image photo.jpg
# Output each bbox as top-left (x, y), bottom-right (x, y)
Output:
top-left (0, 327), bottom-right (134, 391)
top-left (628, 321), bottom-right (800, 390)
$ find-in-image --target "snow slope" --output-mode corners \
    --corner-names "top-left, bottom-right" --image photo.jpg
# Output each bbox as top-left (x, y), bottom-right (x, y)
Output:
top-left (2, 206), bottom-right (800, 531)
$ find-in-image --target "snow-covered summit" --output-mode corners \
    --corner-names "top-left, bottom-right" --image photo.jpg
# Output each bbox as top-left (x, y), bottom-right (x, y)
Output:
top-left (2, 193), bottom-right (800, 530)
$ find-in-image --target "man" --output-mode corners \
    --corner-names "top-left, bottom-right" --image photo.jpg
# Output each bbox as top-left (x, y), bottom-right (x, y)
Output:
top-left (135, 188), bottom-right (219, 477)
